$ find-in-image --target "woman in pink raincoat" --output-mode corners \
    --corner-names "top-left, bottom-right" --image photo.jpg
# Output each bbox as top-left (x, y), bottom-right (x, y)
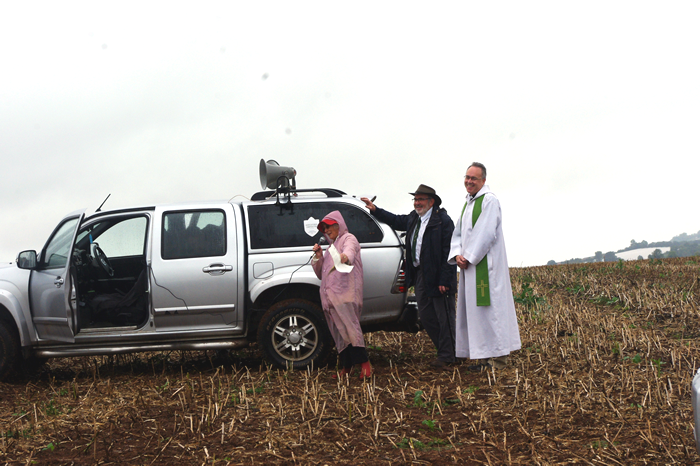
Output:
top-left (312, 211), bottom-right (372, 379)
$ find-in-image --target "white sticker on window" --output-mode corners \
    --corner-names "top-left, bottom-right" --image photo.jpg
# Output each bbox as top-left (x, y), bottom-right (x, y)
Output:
top-left (304, 217), bottom-right (319, 237)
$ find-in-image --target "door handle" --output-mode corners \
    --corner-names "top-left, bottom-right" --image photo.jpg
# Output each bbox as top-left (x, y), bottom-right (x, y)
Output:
top-left (54, 277), bottom-right (64, 288)
top-left (202, 264), bottom-right (233, 274)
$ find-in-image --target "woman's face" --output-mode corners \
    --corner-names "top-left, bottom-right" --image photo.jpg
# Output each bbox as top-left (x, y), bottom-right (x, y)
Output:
top-left (324, 223), bottom-right (340, 240)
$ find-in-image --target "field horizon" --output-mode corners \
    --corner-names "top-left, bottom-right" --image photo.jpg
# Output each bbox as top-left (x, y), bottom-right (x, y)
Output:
top-left (1, 257), bottom-right (698, 464)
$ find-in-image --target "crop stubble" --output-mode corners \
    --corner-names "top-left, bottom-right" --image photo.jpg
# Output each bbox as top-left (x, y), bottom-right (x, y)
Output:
top-left (1, 257), bottom-right (699, 464)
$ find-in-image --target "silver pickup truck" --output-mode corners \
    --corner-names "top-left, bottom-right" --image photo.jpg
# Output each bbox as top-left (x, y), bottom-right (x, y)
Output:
top-left (0, 174), bottom-right (416, 379)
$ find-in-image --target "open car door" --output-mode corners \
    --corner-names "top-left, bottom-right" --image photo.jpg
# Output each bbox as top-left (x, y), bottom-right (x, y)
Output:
top-left (29, 209), bottom-right (85, 342)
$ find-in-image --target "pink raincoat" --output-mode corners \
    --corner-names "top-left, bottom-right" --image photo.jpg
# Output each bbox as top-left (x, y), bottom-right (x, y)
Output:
top-left (312, 211), bottom-right (365, 353)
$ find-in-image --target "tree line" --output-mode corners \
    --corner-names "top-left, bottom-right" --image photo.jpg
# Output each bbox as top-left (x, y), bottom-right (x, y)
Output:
top-left (547, 230), bottom-right (700, 265)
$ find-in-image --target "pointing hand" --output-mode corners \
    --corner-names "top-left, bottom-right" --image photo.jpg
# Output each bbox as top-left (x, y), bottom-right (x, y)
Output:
top-left (360, 197), bottom-right (376, 212)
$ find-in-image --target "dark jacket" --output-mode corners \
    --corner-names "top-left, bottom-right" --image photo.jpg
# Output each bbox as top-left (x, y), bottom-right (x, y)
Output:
top-left (372, 206), bottom-right (457, 298)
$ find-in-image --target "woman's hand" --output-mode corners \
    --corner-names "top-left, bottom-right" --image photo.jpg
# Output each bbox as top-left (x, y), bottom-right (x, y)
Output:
top-left (312, 243), bottom-right (323, 259)
top-left (340, 253), bottom-right (349, 264)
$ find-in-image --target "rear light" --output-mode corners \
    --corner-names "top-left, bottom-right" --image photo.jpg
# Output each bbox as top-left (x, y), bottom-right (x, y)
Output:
top-left (391, 259), bottom-right (407, 294)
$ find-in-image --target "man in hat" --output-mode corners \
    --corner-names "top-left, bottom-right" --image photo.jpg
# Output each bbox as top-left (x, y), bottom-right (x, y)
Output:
top-left (361, 186), bottom-right (457, 368)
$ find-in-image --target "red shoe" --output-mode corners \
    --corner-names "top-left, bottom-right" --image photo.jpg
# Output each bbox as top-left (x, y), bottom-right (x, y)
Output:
top-left (359, 361), bottom-right (372, 380)
top-left (332, 367), bottom-right (351, 379)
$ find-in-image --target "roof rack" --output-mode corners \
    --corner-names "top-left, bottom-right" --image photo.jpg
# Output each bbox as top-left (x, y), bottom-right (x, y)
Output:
top-left (251, 188), bottom-right (346, 201)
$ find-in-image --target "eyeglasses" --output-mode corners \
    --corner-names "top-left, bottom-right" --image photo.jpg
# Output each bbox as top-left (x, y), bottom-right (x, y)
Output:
top-left (413, 197), bottom-right (431, 202)
top-left (464, 176), bottom-right (482, 181)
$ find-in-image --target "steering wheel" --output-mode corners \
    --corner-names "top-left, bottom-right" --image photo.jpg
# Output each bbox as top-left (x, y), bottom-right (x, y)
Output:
top-left (90, 243), bottom-right (114, 277)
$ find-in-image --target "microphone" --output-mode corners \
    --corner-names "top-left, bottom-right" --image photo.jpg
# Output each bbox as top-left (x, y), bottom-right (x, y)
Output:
top-left (310, 236), bottom-right (327, 261)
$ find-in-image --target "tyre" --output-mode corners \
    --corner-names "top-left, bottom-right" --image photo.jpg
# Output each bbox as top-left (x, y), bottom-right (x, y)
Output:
top-left (257, 299), bottom-right (331, 370)
top-left (0, 322), bottom-right (20, 381)
top-left (21, 356), bottom-right (48, 376)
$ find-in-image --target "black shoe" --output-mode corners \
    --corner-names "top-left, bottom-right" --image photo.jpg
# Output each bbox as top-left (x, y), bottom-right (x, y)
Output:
top-left (468, 362), bottom-right (492, 372)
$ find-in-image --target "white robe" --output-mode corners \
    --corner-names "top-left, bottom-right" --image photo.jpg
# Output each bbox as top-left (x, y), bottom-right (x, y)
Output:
top-left (448, 185), bottom-right (521, 360)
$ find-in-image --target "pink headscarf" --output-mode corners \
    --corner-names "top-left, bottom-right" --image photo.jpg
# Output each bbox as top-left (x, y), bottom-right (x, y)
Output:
top-left (312, 211), bottom-right (365, 352)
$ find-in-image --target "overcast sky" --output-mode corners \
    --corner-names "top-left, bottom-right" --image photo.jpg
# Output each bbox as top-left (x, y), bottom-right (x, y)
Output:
top-left (2, 2), bottom-right (699, 266)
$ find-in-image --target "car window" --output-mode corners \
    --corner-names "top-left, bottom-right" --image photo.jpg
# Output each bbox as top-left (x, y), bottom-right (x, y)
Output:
top-left (43, 217), bottom-right (80, 268)
top-left (89, 217), bottom-right (148, 258)
top-left (162, 210), bottom-right (226, 259)
top-left (247, 202), bottom-right (383, 249)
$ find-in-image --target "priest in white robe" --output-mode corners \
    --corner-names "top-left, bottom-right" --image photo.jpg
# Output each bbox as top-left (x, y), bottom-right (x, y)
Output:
top-left (448, 162), bottom-right (521, 370)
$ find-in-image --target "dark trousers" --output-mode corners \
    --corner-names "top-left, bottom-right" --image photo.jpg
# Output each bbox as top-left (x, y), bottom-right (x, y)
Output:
top-left (415, 270), bottom-right (456, 363)
top-left (338, 345), bottom-right (368, 369)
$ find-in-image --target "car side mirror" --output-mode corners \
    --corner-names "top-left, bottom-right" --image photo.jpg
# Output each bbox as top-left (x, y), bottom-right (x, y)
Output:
top-left (16, 250), bottom-right (37, 270)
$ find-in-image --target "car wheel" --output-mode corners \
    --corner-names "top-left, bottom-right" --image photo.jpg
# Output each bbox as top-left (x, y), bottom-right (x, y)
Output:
top-left (21, 356), bottom-right (48, 375)
top-left (0, 322), bottom-right (20, 380)
top-left (257, 299), bottom-right (331, 370)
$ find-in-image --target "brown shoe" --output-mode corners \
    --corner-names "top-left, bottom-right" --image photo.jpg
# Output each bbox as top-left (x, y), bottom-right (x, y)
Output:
top-left (488, 355), bottom-right (508, 369)
top-left (429, 359), bottom-right (449, 368)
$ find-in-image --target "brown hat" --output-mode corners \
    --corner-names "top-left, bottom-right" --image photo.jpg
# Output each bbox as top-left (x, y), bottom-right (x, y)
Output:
top-left (409, 184), bottom-right (441, 207)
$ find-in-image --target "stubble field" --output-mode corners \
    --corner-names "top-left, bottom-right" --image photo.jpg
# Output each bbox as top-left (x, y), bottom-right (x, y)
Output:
top-left (1, 257), bottom-right (699, 464)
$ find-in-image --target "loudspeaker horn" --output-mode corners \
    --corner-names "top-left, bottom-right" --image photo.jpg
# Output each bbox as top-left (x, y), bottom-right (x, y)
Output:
top-left (259, 159), bottom-right (297, 190)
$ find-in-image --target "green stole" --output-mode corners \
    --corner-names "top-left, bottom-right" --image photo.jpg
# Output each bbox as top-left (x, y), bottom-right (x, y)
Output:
top-left (461, 196), bottom-right (491, 306)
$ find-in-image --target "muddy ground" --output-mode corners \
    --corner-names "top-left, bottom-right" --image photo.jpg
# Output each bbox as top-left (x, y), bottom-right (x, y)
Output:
top-left (1, 257), bottom-right (699, 464)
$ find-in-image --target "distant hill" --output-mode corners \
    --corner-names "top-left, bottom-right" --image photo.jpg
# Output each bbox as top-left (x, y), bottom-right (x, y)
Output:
top-left (671, 231), bottom-right (700, 242)
top-left (615, 247), bottom-right (670, 261)
top-left (549, 229), bottom-right (700, 265)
